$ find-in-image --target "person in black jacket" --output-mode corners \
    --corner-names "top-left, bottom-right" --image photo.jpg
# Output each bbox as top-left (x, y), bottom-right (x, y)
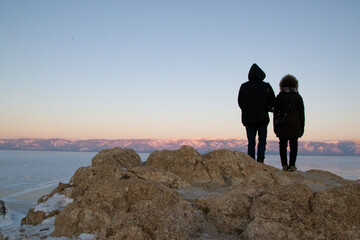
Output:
top-left (238, 63), bottom-right (275, 163)
top-left (274, 74), bottom-right (305, 171)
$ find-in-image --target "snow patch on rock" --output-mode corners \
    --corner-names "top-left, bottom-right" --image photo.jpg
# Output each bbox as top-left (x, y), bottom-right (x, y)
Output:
top-left (34, 193), bottom-right (73, 216)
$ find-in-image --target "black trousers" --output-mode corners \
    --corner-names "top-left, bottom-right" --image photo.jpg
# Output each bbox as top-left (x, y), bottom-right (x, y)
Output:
top-left (279, 137), bottom-right (298, 166)
top-left (246, 125), bottom-right (267, 161)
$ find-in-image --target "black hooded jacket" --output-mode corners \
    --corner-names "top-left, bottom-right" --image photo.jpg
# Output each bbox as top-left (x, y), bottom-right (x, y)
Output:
top-left (238, 64), bottom-right (275, 127)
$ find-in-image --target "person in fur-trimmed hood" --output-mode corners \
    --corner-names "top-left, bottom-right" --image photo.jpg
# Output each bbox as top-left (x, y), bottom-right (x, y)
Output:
top-left (274, 74), bottom-right (305, 171)
top-left (238, 63), bottom-right (275, 163)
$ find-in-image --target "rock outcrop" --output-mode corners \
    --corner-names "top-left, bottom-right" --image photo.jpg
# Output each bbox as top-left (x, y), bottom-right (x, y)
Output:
top-left (6, 146), bottom-right (360, 239)
top-left (53, 178), bottom-right (201, 239)
top-left (146, 146), bottom-right (267, 186)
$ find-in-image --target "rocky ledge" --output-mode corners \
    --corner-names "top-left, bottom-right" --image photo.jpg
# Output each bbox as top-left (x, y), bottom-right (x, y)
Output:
top-left (2, 146), bottom-right (360, 239)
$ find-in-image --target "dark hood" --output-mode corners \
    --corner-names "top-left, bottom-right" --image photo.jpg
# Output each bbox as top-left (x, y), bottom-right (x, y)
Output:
top-left (248, 63), bottom-right (266, 81)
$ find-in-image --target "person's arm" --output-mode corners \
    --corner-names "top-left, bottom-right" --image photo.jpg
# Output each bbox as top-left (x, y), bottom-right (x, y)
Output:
top-left (273, 95), bottom-right (282, 135)
top-left (238, 86), bottom-right (243, 109)
top-left (267, 83), bottom-right (276, 112)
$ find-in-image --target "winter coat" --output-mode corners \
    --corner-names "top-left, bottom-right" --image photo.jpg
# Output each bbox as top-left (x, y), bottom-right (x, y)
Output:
top-left (238, 64), bottom-right (275, 127)
top-left (274, 90), bottom-right (305, 138)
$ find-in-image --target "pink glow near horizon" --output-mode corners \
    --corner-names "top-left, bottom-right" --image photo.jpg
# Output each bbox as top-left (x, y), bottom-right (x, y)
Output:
top-left (1, 1), bottom-right (360, 141)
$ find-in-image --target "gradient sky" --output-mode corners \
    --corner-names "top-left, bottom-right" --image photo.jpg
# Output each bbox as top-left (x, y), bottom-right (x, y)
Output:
top-left (1, 0), bottom-right (359, 141)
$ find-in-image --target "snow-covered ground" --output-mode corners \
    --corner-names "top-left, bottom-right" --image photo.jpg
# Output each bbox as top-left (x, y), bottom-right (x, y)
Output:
top-left (0, 194), bottom-right (94, 240)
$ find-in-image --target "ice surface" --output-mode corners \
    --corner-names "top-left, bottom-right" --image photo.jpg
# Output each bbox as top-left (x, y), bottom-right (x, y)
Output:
top-left (1, 195), bottom-right (94, 240)
top-left (0, 206), bottom-right (25, 229)
top-left (1, 215), bottom-right (95, 240)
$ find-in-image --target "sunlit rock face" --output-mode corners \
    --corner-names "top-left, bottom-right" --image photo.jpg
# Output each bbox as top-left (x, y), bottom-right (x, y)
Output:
top-left (16, 146), bottom-right (360, 239)
top-left (53, 178), bottom-right (201, 239)
top-left (91, 147), bottom-right (142, 169)
top-left (146, 146), bottom-right (270, 185)
top-left (196, 174), bottom-right (360, 239)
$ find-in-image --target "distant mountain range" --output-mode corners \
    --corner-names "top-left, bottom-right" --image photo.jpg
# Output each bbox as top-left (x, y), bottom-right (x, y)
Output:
top-left (1, 138), bottom-right (360, 156)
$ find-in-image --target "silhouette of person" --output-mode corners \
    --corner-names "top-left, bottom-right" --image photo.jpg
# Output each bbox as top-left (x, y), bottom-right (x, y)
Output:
top-left (238, 63), bottom-right (275, 163)
top-left (274, 74), bottom-right (305, 171)
top-left (0, 200), bottom-right (6, 219)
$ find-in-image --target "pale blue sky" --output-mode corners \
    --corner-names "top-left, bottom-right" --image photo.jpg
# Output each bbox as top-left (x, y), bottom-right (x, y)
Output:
top-left (1, 0), bottom-right (359, 141)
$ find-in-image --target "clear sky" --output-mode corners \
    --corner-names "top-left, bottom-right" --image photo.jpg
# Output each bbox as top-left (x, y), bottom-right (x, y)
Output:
top-left (1, 0), bottom-right (359, 141)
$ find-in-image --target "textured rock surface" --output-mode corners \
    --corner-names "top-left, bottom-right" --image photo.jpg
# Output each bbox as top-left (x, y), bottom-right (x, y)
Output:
top-left (69, 148), bottom-right (140, 191)
top-left (20, 147), bottom-right (201, 239)
top-left (52, 178), bottom-right (201, 239)
top-left (7, 146), bottom-right (360, 240)
top-left (195, 169), bottom-right (360, 239)
top-left (146, 146), bottom-right (269, 185)
top-left (91, 147), bottom-right (142, 169)
top-left (129, 165), bottom-right (191, 189)
top-left (21, 182), bottom-right (76, 226)
top-left (146, 146), bottom-right (208, 183)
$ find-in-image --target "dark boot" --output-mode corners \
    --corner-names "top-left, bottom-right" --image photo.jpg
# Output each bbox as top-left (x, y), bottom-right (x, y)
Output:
top-left (282, 165), bottom-right (289, 171)
top-left (289, 165), bottom-right (297, 172)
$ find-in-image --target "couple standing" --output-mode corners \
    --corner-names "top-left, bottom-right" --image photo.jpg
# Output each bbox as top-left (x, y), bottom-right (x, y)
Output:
top-left (238, 63), bottom-right (305, 171)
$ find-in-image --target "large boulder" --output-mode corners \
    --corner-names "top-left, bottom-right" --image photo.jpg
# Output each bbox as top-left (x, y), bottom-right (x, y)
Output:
top-left (201, 149), bottom-right (273, 184)
top-left (22, 148), bottom-right (141, 227)
top-left (91, 147), bottom-right (142, 169)
top-left (146, 146), bottom-right (209, 183)
top-left (69, 148), bottom-right (141, 191)
top-left (69, 165), bottom-right (134, 191)
top-left (52, 178), bottom-right (202, 239)
top-left (146, 146), bottom-right (270, 185)
top-left (196, 168), bottom-right (360, 239)
top-left (20, 147), bottom-right (201, 239)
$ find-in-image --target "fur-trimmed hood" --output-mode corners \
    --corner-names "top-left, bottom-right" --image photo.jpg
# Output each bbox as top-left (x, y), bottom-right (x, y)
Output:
top-left (280, 74), bottom-right (298, 90)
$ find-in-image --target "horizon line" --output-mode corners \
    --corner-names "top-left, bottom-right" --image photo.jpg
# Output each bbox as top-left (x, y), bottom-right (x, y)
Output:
top-left (1, 137), bottom-right (360, 142)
